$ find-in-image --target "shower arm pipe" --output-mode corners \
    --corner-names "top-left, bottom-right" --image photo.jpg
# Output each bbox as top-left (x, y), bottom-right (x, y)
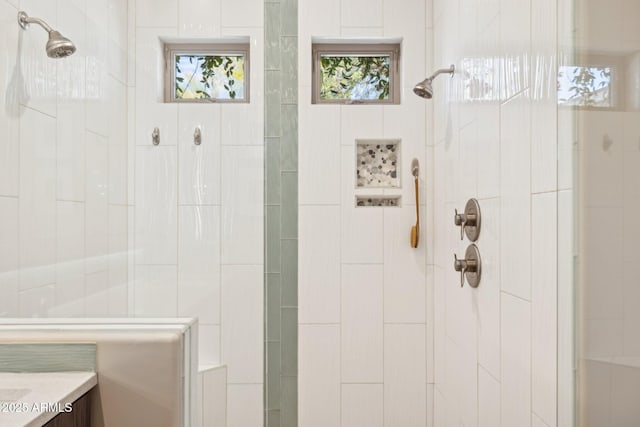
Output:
top-left (18, 12), bottom-right (53, 32)
top-left (428, 65), bottom-right (455, 80)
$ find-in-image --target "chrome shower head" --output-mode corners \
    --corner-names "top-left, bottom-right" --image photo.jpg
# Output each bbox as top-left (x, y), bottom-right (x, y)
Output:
top-left (18, 11), bottom-right (76, 58)
top-left (46, 31), bottom-right (76, 58)
top-left (413, 78), bottom-right (433, 99)
top-left (413, 64), bottom-right (455, 99)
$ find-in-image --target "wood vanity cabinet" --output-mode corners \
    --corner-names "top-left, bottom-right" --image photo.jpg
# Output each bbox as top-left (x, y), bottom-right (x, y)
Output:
top-left (43, 392), bottom-right (90, 427)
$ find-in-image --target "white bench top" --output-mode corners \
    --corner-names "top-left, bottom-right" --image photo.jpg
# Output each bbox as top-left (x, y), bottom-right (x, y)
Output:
top-left (0, 372), bottom-right (96, 427)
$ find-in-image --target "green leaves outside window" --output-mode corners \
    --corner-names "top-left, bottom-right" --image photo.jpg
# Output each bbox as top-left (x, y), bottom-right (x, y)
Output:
top-left (164, 42), bottom-right (250, 103)
top-left (312, 43), bottom-right (401, 104)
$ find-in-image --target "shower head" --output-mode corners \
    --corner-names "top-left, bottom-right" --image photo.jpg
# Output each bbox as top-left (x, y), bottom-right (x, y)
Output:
top-left (18, 11), bottom-right (76, 58)
top-left (413, 64), bottom-right (455, 99)
top-left (413, 78), bottom-right (434, 99)
top-left (46, 31), bottom-right (76, 58)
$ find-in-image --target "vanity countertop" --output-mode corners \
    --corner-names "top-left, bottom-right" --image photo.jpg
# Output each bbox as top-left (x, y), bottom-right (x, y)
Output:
top-left (0, 372), bottom-right (97, 427)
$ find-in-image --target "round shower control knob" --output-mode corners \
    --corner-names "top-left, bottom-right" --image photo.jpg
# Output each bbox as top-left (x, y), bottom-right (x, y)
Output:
top-left (454, 198), bottom-right (481, 241)
top-left (453, 244), bottom-right (482, 288)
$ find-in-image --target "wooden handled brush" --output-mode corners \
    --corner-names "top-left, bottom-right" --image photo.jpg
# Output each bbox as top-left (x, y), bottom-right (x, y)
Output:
top-left (410, 159), bottom-right (420, 248)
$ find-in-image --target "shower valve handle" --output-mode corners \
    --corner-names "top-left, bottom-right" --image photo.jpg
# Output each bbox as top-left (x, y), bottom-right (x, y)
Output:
top-left (454, 209), bottom-right (465, 240)
top-left (454, 209), bottom-right (476, 240)
top-left (454, 199), bottom-right (481, 241)
top-left (453, 245), bottom-right (482, 288)
top-left (454, 254), bottom-right (468, 287)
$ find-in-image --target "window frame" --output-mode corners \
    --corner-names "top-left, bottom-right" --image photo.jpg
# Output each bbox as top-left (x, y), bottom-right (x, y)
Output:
top-left (164, 42), bottom-right (251, 104)
top-left (312, 42), bottom-right (401, 105)
top-left (557, 52), bottom-right (625, 111)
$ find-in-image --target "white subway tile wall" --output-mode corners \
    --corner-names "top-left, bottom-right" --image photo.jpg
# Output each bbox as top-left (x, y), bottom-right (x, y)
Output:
top-left (54, 202), bottom-right (85, 317)
top-left (501, 294), bottom-right (532, 426)
top-left (0, 0), bottom-right (584, 424)
top-left (341, 384), bottom-right (384, 427)
top-left (298, 206), bottom-right (341, 324)
top-left (221, 265), bottom-right (264, 384)
top-left (299, 0), bottom-right (565, 425)
top-left (478, 366), bottom-right (500, 427)
top-left (131, 0), bottom-right (265, 423)
top-left (430, 0), bottom-right (564, 423)
top-left (226, 384), bottom-right (263, 427)
top-left (201, 366), bottom-right (227, 427)
top-left (0, 197), bottom-right (18, 315)
top-left (0, 0), bottom-right (265, 423)
top-left (341, 265), bottom-right (384, 383)
top-left (0, 0), bottom-right (129, 317)
top-left (299, 324), bottom-right (341, 427)
top-left (298, 0), bottom-right (430, 425)
top-left (384, 324), bottom-right (427, 427)
top-left (532, 193), bottom-right (558, 425)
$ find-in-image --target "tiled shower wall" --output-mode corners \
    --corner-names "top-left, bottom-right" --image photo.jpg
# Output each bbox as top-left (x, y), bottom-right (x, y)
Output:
top-left (129, 0), bottom-right (264, 425)
top-left (297, 1), bottom-right (433, 426)
top-left (264, 0), bottom-right (298, 426)
top-left (0, 0), bottom-right (129, 318)
top-left (430, 0), bottom-right (573, 425)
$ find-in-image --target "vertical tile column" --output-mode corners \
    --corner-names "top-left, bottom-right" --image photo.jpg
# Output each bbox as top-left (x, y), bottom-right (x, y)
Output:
top-left (265, 0), bottom-right (298, 426)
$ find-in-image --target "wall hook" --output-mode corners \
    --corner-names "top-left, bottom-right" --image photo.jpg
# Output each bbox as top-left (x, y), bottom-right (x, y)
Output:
top-left (194, 127), bottom-right (202, 145)
top-left (152, 127), bottom-right (160, 145)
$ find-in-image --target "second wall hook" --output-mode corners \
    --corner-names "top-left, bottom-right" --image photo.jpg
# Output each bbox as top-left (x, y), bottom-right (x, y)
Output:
top-left (194, 127), bottom-right (202, 145)
top-left (152, 127), bottom-right (160, 145)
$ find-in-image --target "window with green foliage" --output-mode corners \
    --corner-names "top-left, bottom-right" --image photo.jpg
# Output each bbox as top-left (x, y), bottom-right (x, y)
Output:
top-left (312, 43), bottom-right (400, 104)
top-left (164, 43), bottom-right (250, 103)
top-left (556, 54), bottom-right (624, 110)
top-left (557, 65), bottom-right (613, 108)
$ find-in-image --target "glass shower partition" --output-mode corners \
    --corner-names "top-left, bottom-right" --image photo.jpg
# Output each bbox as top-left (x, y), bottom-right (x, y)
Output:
top-left (568, 0), bottom-right (640, 424)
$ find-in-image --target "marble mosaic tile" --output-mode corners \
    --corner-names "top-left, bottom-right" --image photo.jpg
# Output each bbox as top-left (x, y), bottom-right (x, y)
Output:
top-left (356, 196), bottom-right (401, 207)
top-left (356, 140), bottom-right (400, 188)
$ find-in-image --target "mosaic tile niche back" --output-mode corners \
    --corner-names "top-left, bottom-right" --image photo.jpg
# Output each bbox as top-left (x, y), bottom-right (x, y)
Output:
top-left (356, 196), bottom-right (400, 207)
top-left (354, 139), bottom-right (402, 207)
top-left (356, 140), bottom-right (401, 188)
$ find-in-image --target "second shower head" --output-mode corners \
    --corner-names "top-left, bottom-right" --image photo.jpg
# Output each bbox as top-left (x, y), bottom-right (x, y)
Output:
top-left (18, 11), bottom-right (76, 58)
top-left (413, 64), bottom-right (455, 99)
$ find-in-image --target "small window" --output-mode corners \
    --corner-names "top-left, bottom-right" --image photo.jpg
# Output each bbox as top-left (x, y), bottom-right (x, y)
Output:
top-left (557, 53), bottom-right (624, 110)
top-left (557, 65), bottom-right (614, 108)
top-left (312, 43), bottom-right (401, 104)
top-left (164, 43), bottom-right (250, 103)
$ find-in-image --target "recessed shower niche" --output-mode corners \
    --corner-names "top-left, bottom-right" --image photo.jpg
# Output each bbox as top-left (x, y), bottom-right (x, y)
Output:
top-left (356, 139), bottom-right (401, 188)
top-left (355, 196), bottom-right (401, 207)
top-left (354, 139), bottom-right (402, 207)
